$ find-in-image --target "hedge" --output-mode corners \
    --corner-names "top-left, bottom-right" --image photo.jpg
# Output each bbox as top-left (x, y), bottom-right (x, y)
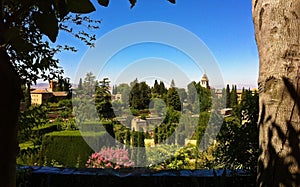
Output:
top-left (40, 130), bottom-right (107, 168)
top-left (79, 121), bottom-right (112, 132)
top-left (18, 122), bottom-right (61, 144)
top-left (32, 122), bottom-right (61, 136)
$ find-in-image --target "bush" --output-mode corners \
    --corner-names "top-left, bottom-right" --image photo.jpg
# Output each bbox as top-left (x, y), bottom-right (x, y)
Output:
top-left (40, 130), bottom-right (106, 168)
top-left (60, 119), bottom-right (78, 131)
top-left (79, 121), bottom-right (112, 132)
top-left (32, 123), bottom-right (61, 137)
top-left (59, 109), bottom-right (71, 119)
top-left (58, 99), bottom-right (72, 108)
top-left (130, 108), bottom-right (140, 116)
top-left (86, 148), bottom-right (134, 169)
top-left (18, 106), bottom-right (48, 143)
top-left (18, 122), bottom-right (60, 144)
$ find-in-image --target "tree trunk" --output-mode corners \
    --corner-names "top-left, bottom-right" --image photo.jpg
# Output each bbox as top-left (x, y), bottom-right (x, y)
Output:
top-left (0, 49), bottom-right (21, 187)
top-left (253, 0), bottom-right (300, 186)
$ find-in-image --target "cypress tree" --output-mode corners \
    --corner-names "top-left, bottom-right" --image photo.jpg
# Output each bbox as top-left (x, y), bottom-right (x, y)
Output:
top-left (137, 132), bottom-right (146, 166)
top-left (158, 126), bottom-right (163, 143)
top-left (170, 79), bottom-right (175, 88)
top-left (125, 130), bottom-right (131, 156)
top-left (154, 127), bottom-right (158, 145)
top-left (152, 80), bottom-right (160, 94)
top-left (78, 78), bottom-right (83, 90)
top-left (159, 81), bottom-right (167, 96)
top-left (103, 122), bottom-right (115, 139)
top-left (225, 84), bottom-right (231, 108)
top-left (166, 87), bottom-right (181, 111)
top-left (139, 82), bottom-right (151, 109)
top-left (131, 129), bottom-right (138, 162)
top-left (129, 83), bottom-right (140, 109)
top-left (230, 85), bottom-right (238, 108)
top-left (125, 130), bottom-right (131, 146)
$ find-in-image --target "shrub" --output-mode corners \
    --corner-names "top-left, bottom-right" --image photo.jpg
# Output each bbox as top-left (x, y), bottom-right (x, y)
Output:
top-left (40, 130), bottom-right (106, 167)
top-left (58, 99), bottom-right (72, 108)
top-left (130, 108), bottom-right (139, 116)
top-left (60, 119), bottom-right (78, 131)
top-left (59, 109), bottom-right (71, 119)
top-left (86, 148), bottom-right (134, 169)
top-left (79, 121), bottom-right (112, 132)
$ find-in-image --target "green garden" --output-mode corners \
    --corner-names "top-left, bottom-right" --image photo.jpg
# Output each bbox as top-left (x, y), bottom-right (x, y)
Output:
top-left (17, 72), bottom-right (259, 176)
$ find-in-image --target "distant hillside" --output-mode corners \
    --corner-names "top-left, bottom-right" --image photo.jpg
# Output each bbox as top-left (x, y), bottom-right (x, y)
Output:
top-left (32, 83), bottom-right (49, 89)
top-left (32, 82), bottom-right (77, 89)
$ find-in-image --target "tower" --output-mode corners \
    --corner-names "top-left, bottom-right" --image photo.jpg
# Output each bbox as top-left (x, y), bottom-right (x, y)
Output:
top-left (200, 74), bottom-right (209, 89)
top-left (49, 80), bottom-right (57, 92)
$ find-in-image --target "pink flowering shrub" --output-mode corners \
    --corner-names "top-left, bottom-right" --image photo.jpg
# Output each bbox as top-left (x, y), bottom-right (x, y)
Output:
top-left (86, 148), bottom-right (134, 169)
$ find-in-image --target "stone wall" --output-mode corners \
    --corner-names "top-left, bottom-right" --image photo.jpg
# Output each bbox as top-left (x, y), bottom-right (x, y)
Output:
top-left (17, 166), bottom-right (255, 187)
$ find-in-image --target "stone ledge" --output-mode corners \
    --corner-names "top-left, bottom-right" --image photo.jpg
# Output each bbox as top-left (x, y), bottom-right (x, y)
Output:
top-left (17, 166), bottom-right (256, 187)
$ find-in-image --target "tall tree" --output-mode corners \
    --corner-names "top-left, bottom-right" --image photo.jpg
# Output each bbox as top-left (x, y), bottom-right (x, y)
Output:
top-left (83, 72), bottom-right (96, 96)
top-left (177, 88), bottom-right (187, 103)
top-left (125, 129), bottom-right (131, 156)
top-left (139, 82), bottom-right (152, 109)
top-left (0, 2), bottom-right (100, 185)
top-left (170, 79), bottom-right (176, 88)
top-left (129, 81), bottom-right (151, 110)
top-left (78, 78), bottom-right (83, 90)
top-left (159, 81), bottom-right (168, 96)
top-left (131, 130), bottom-right (138, 162)
top-left (129, 82), bottom-right (141, 110)
top-left (130, 78), bottom-right (138, 88)
top-left (95, 78), bottom-right (115, 120)
top-left (0, 1), bottom-right (175, 185)
top-left (125, 129), bottom-right (131, 146)
top-left (116, 83), bottom-right (131, 107)
top-left (187, 81), bottom-right (197, 104)
top-left (196, 83), bottom-right (212, 112)
top-left (137, 132), bottom-right (146, 166)
top-left (225, 84), bottom-right (231, 108)
top-left (216, 90), bottom-right (259, 174)
top-left (152, 79), bottom-right (160, 95)
top-left (230, 85), bottom-right (238, 108)
top-left (56, 76), bottom-right (71, 93)
top-left (166, 87), bottom-right (181, 111)
top-left (154, 127), bottom-right (159, 145)
top-left (253, 1), bottom-right (300, 186)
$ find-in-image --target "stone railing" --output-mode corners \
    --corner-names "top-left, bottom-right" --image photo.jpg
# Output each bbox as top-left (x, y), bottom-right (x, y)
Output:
top-left (17, 166), bottom-right (256, 187)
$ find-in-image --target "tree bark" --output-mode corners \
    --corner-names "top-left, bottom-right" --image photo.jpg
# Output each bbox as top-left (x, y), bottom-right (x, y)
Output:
top-left (253, 0), bottom-right (300, 186)
top-left (0, 49), bottom-right (21, 187)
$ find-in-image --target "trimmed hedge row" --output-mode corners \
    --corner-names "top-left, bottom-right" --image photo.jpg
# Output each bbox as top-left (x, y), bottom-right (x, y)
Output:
top-left (32, 122), bottom-right (61, 136)
top-left (19, 122), bottom-right (61, 143)
top-left (79, 121), bottom-right (112, 132)
top-left (40, 130), bottom-right (107, 168)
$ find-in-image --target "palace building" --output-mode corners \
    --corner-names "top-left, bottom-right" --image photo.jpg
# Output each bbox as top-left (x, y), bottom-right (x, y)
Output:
top-left (30, 80), bottom-right (68, 105)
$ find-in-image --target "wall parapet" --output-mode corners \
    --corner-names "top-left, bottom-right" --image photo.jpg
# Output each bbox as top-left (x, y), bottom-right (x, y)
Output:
top-left (17, 166), bottom-right (255, 186)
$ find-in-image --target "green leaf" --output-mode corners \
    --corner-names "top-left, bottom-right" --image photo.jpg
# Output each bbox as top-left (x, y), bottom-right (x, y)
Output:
top-left (66, 0), bottom-right (96, 13)
top-left (168, 0), bottom-right (176, 4)
top-left (129, 0), bottom-right (136, 9)
top-left (98, 0), bottom-right (109, 7)
top-left (33, 12), bottom-right (59, 42)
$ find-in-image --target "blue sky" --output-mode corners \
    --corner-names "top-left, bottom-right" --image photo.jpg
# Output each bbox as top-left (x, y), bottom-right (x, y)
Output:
top-left (55, 0), bottom-right (258, 89)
